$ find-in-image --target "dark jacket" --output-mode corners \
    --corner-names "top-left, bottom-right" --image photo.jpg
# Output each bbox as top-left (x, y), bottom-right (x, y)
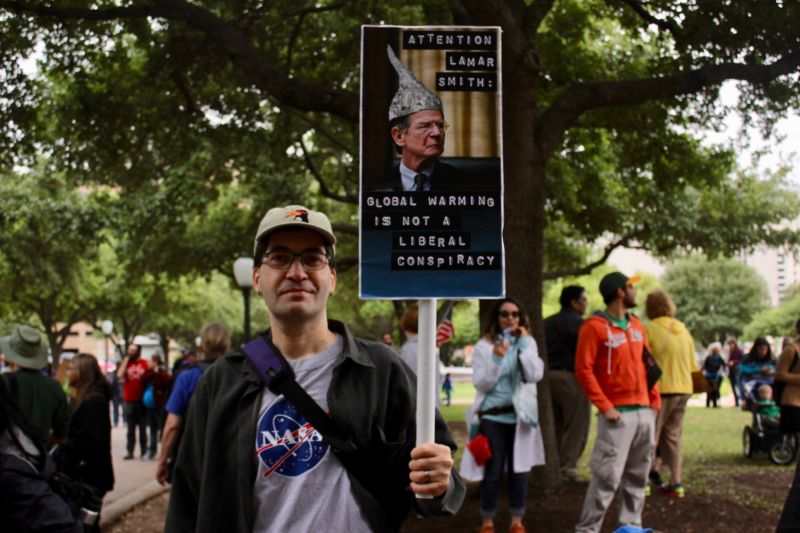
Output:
top-left (543, 307), bottom-right (583, 372)
top-left (0, 449), bottom-right (81, 533)
top-left (2, 370), bottom-right (70, 449)
top-left (166, 320), bottom-right (465, 532)
top-left (370, 160), bottom-right (470, 191)
top-left (63, 381), bottom-right (114, 494)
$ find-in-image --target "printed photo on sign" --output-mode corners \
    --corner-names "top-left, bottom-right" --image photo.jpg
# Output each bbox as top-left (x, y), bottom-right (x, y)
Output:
top-left (359, 25), bottom-right (505, 299)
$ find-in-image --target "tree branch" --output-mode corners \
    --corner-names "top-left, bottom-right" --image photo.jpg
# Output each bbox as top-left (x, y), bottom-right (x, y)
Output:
top-left (538, 52), bottom-right (800, 161)
top-left (459, 0), bottom-right (531, 66)
top-left (527, 0), bottom-right (556, 37)
top-left (543, 234), bottom-right (632, 280)
top-left (297, 137), bottom-right (357, 205)
top-left (0, 1), bottom-right (165, 20)
top-left (612, 0), bottom-right (681, 35)
top-left (286, 3), bottom-right (345, 71)
top-left (331, 223), bottom-right (358, 237)
top-left (0, 0), bottom-right (359, 122)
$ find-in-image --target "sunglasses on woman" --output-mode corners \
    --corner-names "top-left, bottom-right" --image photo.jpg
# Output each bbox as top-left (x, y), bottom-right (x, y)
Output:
top-left (499, 311), bottom-right (520, 318)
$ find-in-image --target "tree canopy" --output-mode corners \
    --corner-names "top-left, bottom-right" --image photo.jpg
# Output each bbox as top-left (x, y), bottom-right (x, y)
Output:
top-left (663, 255), bottom-right (769, 346)
top-left (744, 285), bottom-right (800, 341)
top-left (2, 0), bottom-right (800, 486)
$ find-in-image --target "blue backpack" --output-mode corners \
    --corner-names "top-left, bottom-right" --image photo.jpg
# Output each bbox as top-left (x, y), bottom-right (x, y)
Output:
top-left (143, 383), bottom-right (155, 409)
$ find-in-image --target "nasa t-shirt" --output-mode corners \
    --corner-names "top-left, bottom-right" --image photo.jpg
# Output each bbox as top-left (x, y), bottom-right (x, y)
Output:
top-left (252, 335), bottom-right (371, 532)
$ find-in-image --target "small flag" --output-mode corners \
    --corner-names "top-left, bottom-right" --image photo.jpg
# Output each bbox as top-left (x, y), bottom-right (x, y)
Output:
top-left (436, 309), bottom-right (455, 347)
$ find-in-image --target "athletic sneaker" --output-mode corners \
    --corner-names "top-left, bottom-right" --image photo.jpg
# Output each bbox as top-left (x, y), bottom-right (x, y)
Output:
top-left (660, 483), bottom-right (685, 498)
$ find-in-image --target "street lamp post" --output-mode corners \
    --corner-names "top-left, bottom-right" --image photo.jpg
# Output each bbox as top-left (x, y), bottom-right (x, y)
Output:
top-left (101, 319), bottom-right (114, 370)
top-left (233, 255), bottom-right (255, 343)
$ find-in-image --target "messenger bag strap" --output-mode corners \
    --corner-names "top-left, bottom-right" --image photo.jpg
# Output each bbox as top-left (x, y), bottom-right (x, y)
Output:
top-left (241, 336), bottom-right (358, 454)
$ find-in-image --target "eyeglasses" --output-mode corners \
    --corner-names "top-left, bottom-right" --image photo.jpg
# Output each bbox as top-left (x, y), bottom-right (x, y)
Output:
top-left (412, 121), bottom-right (449, 134)
top-left (260, 251), bottom-right (330, 271)
top-left (499, 311), bottom-right (520, 319)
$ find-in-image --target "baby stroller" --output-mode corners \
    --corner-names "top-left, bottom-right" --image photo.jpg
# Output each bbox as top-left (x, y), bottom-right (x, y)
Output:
top-left (741, 378), bottom-right (797, 465)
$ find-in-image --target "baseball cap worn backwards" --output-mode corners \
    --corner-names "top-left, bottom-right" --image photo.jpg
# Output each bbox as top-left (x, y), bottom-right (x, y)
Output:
top-left (0, 325), bottom-right (48, 370)
top-left (253, 205), bottom-right (336, 255)
top-left (599, 272), bottom-right (641, 302)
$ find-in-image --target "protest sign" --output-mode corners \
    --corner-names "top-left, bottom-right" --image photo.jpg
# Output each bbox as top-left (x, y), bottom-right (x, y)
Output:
top-left (359, 25), bottom-right (504, 299)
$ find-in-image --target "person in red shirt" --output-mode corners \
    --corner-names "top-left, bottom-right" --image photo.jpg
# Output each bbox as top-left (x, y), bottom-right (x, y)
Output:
top-left (117, 344), bottom-right (150, 460)
top-left (574, 272), bottom-right (661, 533)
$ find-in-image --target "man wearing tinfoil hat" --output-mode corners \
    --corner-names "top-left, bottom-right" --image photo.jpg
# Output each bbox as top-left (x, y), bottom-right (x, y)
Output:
top-left (166, 205), bottom-right (465, 532)
top-left (372, 45), bottom-right (464, 191)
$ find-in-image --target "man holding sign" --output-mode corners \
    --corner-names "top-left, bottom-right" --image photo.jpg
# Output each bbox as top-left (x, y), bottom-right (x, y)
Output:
top-left (166, 205), bottom-right (464, 532)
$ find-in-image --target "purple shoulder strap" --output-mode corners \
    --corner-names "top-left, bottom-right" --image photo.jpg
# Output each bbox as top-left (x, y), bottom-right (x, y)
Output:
top-left (241, 337), bottom-right (287, 387)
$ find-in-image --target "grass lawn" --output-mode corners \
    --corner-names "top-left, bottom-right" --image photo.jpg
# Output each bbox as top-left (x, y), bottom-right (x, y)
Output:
top-left (440, 382), bottom-right (794, 512)
top-left (576, 399), bottom-right (793, 510)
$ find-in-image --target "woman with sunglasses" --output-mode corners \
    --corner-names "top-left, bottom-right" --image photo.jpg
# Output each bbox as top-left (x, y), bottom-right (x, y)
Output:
top-left (461, 297), bottom-right (545, 533)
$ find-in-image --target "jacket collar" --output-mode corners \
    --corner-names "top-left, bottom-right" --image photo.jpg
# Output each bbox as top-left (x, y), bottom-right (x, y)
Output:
top-left (229, 319), bottom-right (374, 385)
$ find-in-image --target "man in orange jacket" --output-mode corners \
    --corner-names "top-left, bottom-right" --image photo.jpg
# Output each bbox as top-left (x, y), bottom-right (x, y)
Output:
top-left (574, 272), bottom-right (661, 533)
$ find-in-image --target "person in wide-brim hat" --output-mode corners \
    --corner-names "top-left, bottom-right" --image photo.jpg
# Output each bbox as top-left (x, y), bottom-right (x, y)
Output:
top-left (0, 325), bottom-right (48, 370)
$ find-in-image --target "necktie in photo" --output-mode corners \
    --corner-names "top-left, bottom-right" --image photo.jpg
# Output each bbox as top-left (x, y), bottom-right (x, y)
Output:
top-left (414, 173), bottom-right (430, 191)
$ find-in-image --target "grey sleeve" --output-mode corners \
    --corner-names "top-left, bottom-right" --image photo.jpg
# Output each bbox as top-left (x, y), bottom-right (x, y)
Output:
top-left (413, 467), bottom-right (466, 517)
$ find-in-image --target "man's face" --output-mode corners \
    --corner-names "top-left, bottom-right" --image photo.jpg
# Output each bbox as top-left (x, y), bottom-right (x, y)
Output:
top-left (127, 345), bottom-right (139, 359)
top-left (571, 292), bottom-right (589, 316)
top-left (391, 109), bottom-right (445, 166)
top-left (252, 229), bottom-right (336, 324)
top-left (622, 284), bottom-right (637, 309)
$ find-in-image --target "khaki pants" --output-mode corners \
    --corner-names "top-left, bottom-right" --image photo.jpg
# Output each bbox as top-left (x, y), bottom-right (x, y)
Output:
top-left (575, 409), bottom-right (655, 533)
top-left (653, 394), bottom-right (689, 483)
top-left (550, 370), bottom-right (591, 473)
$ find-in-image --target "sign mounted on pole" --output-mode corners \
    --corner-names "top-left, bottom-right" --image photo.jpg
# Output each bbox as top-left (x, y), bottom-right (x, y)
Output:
top-left (359, 25), bottom-right (505, 299)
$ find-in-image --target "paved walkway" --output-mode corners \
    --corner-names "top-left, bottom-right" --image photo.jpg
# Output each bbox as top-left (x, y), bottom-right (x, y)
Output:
top-left (101, 423), bottom-right (168, 527)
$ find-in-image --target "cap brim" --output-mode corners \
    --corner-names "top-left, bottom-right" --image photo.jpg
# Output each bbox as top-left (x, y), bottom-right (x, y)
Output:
top-left (0, 336), bottom-right (48, 370)
top-left (1, 343), bottom-right (47, 370)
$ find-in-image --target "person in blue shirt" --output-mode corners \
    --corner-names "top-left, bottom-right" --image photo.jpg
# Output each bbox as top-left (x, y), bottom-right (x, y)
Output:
top-left (442, 373), bottom-right (453, 406)
top-left (156, 323), bottom-right (230, 485)
top-left (739, 337), bottom-right (777, 405)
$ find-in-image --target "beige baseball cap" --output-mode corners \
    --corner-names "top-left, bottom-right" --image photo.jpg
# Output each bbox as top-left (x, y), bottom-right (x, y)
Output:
top-left (253, 205), bottom-right (336, 255)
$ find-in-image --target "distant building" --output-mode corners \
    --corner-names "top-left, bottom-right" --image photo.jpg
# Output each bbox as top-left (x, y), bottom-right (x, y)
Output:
top-left (736, 245), bottom-right (800, 306)
top-left (59, 322), bottom-right (176, 363)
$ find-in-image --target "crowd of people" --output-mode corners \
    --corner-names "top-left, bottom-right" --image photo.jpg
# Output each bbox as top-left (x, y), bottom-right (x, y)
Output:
top-left (0, 321), bottom-right (229, 531)
top-left (3, 200), bottom-right (800, 533)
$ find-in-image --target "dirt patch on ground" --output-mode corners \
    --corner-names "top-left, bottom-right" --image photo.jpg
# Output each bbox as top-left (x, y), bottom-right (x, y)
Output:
top-left (405, 477), bottom-right (787, 533)
top-left (108, 477), bottom-right (787, 533)
top-left (107, 421), bottom-right (793, 533)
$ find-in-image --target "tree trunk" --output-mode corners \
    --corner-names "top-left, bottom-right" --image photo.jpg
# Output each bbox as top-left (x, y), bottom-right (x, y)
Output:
top-left (502, 55), bottom-right (561, 489)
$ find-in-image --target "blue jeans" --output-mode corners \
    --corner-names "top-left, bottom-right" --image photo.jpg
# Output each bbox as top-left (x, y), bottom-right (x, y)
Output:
top-left (480, 418), bottom-right (528, 518)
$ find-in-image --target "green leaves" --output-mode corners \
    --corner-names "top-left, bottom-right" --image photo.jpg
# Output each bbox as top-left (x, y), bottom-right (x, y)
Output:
top-left (663, 256), bottom-right (769, 345)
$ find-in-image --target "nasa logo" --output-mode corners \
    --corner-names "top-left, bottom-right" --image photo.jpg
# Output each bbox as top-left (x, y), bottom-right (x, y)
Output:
top-left (255, 398), bottom-right (328, 478)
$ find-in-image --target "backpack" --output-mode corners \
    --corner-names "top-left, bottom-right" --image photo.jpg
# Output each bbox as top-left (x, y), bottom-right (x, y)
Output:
top-left (143, 382), bottom-right (155, 409)
top-left (775, 344), bottom-right (800, 406)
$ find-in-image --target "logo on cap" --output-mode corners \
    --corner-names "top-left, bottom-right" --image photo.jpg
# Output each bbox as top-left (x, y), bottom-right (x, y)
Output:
top-left (286, 209), bottom-right (309, 223)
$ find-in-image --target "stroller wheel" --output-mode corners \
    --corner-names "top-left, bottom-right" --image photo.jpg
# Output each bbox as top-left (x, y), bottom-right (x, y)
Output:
top-left (743, 426), bottom-right (754, 458)
top-left (769, 434), bottom-right (797, 466)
